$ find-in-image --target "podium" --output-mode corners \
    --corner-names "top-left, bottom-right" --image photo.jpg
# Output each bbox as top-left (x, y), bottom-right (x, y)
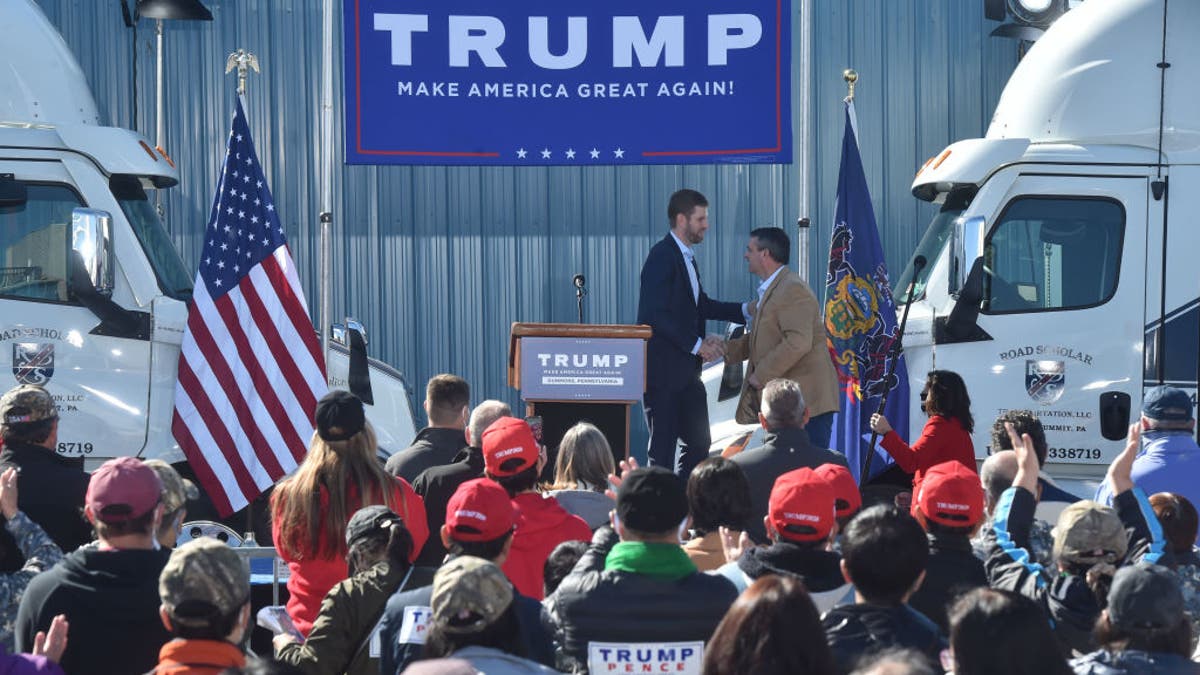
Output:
top-left (508, 323), bottom-right (652, 472)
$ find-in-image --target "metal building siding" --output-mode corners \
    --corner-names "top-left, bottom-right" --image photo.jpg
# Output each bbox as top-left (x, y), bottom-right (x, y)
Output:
top-left (35, 0), bottom-right (1016, 454)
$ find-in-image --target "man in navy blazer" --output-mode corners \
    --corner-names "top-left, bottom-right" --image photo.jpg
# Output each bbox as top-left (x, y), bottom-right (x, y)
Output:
top-left (637, 189), bottom-right (746, 477)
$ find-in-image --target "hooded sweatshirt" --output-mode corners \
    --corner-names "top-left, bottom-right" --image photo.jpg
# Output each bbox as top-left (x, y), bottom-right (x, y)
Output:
top-left (714, 540), bottom-right (853, 612)
top-left (503, 493), bottom-right (592, 599)
top-left (15, 546), bottom-right (171, 675)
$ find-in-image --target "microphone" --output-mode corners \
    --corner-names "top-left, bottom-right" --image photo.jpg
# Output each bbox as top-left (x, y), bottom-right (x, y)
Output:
top-left (913, 255), bottom-right (927, 269)
top-left (572, 274), bottom-right (587, 323)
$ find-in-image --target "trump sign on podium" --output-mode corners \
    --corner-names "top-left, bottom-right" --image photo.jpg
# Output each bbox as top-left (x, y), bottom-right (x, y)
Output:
top-left (344, 0), bottom-right (791, 165)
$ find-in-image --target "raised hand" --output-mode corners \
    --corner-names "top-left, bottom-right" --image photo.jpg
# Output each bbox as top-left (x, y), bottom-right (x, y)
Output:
top-left (1005, 421), bottom-right (1039, 494)
top-left (0, 467), bottom-right (17, 520)
top-left (1105, 423), bottom-right (1140, 496)
top-left (719, 526), bottom-right (754, 564)
top-left (32, 614), bottom-right (68, 663)
top-left (605, 456), bottom-right (641, 500)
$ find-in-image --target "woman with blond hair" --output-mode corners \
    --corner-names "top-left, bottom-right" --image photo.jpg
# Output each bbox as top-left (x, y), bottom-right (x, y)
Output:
top-left (544, 422), bottom-right (615, 530)
top-left (270, 390), bottom-right (428, 637)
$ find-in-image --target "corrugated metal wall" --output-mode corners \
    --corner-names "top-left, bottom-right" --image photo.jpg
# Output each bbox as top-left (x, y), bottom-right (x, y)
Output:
top-left (35, 0), bottom-right (1016, 456)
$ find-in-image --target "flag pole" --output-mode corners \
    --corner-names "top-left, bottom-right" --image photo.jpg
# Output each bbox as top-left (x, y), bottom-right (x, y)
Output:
top-left (225, 51), bottom-right (261, 545)
top-left (860, 255), bottom-right (926, 486)
top-left (319, 0), bottom-right (335, 368)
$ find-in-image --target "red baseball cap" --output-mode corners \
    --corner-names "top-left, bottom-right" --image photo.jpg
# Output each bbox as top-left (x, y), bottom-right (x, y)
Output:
top-left (767, 467), bottom-right (836, 543)
top-left (917, 461), bottom-right (985, 528)
top-left (482, 417), bottom-right (540, 477)
top-left (814, 463), bottom-right (862, 519)
top-left (445, 478), bottom-right (515, 542)
top-left (86, 457), bottom-right (163, 523)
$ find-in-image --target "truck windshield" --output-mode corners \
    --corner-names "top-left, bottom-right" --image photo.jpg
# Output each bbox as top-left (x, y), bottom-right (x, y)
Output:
top-left (894, 187), bottom-right (976, 304)
top-left (110, 175), bottom-right (193, 302)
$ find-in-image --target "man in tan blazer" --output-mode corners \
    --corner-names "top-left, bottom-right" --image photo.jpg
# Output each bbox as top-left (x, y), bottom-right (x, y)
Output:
top-left (725, 227), bottom-right (840, 447)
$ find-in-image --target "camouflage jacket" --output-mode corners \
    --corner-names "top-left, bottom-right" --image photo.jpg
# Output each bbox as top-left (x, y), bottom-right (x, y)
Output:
top-left (0, 511), bottom-right (64, 650)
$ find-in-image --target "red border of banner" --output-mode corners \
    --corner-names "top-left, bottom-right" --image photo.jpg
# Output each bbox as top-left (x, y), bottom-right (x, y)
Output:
top-left (351, 0), bottom-right (785, 160)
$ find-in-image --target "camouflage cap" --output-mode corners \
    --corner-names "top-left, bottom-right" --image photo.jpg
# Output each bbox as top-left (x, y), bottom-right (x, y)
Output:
top-left (431, 556), bottom-right (513, 634)
top-left (143, 459), bottom-right (199, 516)
top-left (1052, 500), bottom-right (1127, 565)
top-left (159, 538), bottom-right (250, 626)
top-left (0, 385), bottom-right (57, 425)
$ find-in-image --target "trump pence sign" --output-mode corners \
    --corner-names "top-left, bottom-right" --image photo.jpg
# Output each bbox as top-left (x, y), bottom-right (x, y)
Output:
top-left (344, 0), bottom-right (791, 165)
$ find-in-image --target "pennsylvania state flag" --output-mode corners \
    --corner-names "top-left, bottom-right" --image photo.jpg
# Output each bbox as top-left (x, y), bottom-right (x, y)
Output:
top-left (824, 101), bottom-right (910, 483)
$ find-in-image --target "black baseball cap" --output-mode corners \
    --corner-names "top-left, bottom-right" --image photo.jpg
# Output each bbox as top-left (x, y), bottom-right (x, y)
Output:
top-left (315, 390), bottom-right (365, 441)
top-left (616, 467), bottom-right (688, 534)
top-left (1107, 563), bottom-right (1185, 631)
top-left (345, 505), bottom-right (403, 548)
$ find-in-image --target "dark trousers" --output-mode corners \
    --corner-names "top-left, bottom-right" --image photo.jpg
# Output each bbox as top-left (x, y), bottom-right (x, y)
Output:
top-left (806, 411), bottom-right (835, 450)
top-left (644, 378), bottom-right (710, 477)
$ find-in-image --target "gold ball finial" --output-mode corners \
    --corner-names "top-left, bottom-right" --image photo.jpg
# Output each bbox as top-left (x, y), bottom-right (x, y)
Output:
top-left (843, 69), bottom-right (858, 84)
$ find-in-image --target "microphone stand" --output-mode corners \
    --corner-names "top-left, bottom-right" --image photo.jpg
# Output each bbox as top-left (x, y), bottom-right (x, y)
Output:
top-left (860, 255), bottom-right (926, 486)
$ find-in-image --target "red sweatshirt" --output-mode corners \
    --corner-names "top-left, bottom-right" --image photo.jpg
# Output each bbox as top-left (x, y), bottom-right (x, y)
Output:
top-left (880, 415), bottom-right (976, 499)
top-left (273, 476), bottom-right (428, 636)
top-left (502, 493), bottom-right (592, 600)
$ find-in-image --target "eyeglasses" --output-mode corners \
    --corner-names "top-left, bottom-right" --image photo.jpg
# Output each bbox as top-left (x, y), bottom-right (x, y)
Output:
top-left (919, 391), bottom-right (928, 400)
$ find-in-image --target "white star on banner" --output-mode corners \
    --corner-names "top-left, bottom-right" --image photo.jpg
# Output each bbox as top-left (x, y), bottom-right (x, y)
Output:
top-left (517, 148), bottom-right (527, 159)
top-left (589, 148), bottom-right (600, 159)
top-left (540, 148), bottom-right (551, 159)
top-left (565, 148), bottom-right (576, 159)
top-left (614, 148), bottom-right (625, 158)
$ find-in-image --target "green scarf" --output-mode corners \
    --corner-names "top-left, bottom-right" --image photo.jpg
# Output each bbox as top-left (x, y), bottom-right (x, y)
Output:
top-left (605, 542), bottom-right (697, 580)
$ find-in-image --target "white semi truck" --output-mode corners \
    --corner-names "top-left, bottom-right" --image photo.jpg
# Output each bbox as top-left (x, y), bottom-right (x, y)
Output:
top-left (709, 0), bottom-right (1198, 495)
top-left (0, 0), bottom-right (417, 471)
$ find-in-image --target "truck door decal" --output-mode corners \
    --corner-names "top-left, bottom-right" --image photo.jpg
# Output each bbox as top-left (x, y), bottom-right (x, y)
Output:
top-left (12, 342), bottom-right (54, 385)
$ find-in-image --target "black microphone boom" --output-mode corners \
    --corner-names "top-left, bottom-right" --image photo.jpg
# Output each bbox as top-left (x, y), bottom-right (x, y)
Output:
top-left (859, 254), bottom-right (927, 486)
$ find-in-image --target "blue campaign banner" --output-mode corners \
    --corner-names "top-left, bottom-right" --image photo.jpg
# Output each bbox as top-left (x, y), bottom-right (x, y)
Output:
top-left (343, 0), bottom-right (791, 166)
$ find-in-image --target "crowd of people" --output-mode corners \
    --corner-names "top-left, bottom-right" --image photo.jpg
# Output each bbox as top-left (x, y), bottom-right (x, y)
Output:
top-left (3, 365), bottom-right (1200, 675)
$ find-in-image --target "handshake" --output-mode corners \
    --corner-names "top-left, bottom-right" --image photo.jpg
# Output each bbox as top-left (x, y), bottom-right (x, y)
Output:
top-left (698, 334), bottom-right (726, 363)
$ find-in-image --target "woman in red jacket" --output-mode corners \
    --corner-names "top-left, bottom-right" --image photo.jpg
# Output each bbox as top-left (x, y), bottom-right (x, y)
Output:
top-left (869, 370), bottom-right (976, 501)
top-left (270, 390), bottom-right (428, 637)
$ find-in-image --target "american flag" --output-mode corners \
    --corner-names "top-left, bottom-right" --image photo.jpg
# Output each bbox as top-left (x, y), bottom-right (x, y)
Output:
top-left (172, 99), bottom-right (328, 516)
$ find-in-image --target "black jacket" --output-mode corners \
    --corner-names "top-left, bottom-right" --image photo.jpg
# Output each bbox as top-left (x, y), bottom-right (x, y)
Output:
top-left (1071, 649), bottom-right (1200, 675)
top-left (377, 575), bottom-right (555, 675)
top-left (410, 446), bottom-right (485, 566)
top-left (385, 427), bottom-right (468, 483)
top-left (908, 531), bottom-right (988, 633)
top-left (821, 603), bottom-right (945, 674)
top-left (543, 526), bottom-right (738, 673)
top-left (0, 441), bottom-right (91, 570)
top-left (982, 486), bottom-right (1165, 657)
top-left (15, 545), bottom-right (170, 675)
top-left (731, 427), bottom-right (849, 543)
top-left (636, 234), bottom-right (744, 394)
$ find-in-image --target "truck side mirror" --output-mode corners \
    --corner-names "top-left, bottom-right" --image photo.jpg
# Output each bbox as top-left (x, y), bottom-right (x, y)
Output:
top-left (943, 256), bottom-right (986, 340)
top-left (70, 208), bottom-right (115, 298)
top-left (332, 319), bottom-right (374, 405)
top-left (949, 216), bottom-right (986, 297)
